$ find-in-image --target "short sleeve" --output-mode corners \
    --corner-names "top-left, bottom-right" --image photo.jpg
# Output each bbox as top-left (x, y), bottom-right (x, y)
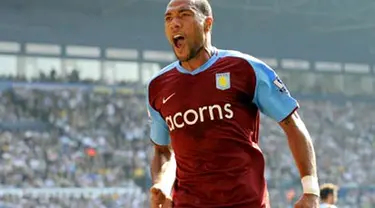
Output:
top-left (146, 86), bottom-right (171, 146)
top-left (248, 58), bottom-right (299, 122)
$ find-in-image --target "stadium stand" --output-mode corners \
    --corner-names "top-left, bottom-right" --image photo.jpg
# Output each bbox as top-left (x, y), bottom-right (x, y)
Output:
top-left (0, 73), bottom-right (373, 207)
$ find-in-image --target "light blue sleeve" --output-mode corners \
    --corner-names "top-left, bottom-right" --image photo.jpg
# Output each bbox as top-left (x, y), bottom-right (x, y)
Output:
top-left (248, 57), bottom-right (299, 122)
top-left (146, 85), bottom-right (171, 146)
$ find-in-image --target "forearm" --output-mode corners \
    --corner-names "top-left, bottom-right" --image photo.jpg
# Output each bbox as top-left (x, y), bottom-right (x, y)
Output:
top-left (151, 145), bottom-right (172, 183)
top-left (280, 112), bottom-right (320, 197)
top-left (151, 152), bottom-right (175, 183)
top-left (156, 153), bottom-right (177, 193)
top-left (286, 127), bottom-right (317, 177)
top-left (151, 152), bottom-right (164, 184)
top-left (150, 145), bottom-right (176, 197)
top-left (281, 113), bottom-right (317, 177)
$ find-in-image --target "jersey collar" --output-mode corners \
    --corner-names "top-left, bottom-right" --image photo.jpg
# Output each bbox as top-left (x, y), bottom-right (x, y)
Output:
top-left (176, 47), bottom-right (219, 75)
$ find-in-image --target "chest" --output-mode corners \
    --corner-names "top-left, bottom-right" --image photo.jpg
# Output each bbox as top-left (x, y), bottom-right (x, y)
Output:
top-left (156, 65), bottom-right (254, 129)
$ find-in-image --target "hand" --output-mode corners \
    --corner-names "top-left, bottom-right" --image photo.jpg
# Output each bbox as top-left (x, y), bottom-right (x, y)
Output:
top-left (294, 194), bottom-right (319, 208)
top-left (161, 198), bottom-right (173, 208)
top-left (150, 185), bottom-right (173, 208)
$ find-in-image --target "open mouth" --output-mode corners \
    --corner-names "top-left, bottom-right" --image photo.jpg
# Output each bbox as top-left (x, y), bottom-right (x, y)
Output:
top-left (173, 35), bottom-right (185, 49)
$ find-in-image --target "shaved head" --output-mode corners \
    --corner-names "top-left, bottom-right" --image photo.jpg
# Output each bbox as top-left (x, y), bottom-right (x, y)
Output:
top-left (167, 0), bottom-right (212, 18)
top-left (194, 0), bottom-right (212, 17)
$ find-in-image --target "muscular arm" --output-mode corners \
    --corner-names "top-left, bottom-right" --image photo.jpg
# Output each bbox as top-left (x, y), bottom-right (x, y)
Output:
top-left (247, 55), bottom-right (319, 199)
top-left (151, 144), bottom-right (173, 184)
top-left (147, 81), bottom-right (176, 203)
top-left (151, 143), bottom-right (176, 198)
top-left (279, 111), bottom-right (317, 178)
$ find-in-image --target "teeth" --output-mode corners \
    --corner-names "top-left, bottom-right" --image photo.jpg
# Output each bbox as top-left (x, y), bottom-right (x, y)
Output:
top-left (173, 35), bottom-right (183, 39)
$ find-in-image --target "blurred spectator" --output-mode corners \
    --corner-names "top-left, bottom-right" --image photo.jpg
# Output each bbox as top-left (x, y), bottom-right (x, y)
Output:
top-left (0, 76), bottom-right (373, 207)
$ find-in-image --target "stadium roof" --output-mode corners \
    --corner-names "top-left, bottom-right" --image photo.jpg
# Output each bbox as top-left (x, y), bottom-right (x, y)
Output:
top-left (0, 0), bottom-right (374, 63)
top-left (2, 0), bottom-right (375, 33)
top-left (210, 0), bottom-right (375, 33)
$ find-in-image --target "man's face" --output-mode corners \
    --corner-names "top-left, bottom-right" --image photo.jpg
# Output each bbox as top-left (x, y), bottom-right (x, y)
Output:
top-left (328, 193), bottom-right (338, 204)
top-left (164, 0), bottom-right (206, 62)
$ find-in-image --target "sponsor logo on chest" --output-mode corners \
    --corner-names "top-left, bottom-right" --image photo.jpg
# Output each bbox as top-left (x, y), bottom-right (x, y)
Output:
top-left (163, 72), bottom-right (234, 132)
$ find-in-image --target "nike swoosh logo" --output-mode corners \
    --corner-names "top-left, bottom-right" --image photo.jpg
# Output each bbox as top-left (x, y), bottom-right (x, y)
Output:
top-left (162, 93), bottom-right (176, 104)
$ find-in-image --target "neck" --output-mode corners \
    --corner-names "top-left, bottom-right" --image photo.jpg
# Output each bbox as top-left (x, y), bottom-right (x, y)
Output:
top-left (181, 44), bottom-right (213, 72)
top-left (321, 200), bottom-right (332, 205)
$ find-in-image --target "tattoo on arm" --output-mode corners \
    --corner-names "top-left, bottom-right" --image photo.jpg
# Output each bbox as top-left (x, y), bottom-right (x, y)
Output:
top-left (281, 112), bottom-right (300, 126)
top-left (282, 116), bottom-right (292, 125)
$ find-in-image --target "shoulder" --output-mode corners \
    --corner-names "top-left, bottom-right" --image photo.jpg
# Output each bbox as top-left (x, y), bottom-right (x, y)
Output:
top-left (217, 49), bottom-right (277, 80)
top-left (147, 61), bottom-right (178, 88)
top-left (146, 61), bottom-right (178, 100)
top-left (217, 49), bottom-right (267, 69)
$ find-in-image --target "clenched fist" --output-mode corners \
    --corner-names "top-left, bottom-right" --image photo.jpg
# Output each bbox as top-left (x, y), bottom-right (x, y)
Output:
top-left (150, 185), bottom-right (173, 208)
top-left (294, 194), bottom-right (319, 208)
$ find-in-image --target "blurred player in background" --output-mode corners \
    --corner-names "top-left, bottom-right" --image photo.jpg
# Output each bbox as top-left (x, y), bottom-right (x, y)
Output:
top-left (320, 183), bottom-right (339, 208)
top-left (146, 0), bottom-right (320, 207)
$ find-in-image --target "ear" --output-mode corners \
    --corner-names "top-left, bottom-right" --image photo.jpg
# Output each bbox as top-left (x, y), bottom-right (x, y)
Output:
top-left (204, 16), bottom-right (213, 32)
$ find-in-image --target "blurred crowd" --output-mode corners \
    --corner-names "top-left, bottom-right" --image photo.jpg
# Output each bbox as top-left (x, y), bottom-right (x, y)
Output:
top-left (261, 101), bottom-right (375, 207)
top-left (0, 192), bottom-right (147, 208)
top-left (0, 77), bottom-right (373, 207)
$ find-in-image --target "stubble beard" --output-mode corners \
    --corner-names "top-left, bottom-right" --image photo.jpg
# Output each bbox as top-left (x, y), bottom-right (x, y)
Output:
top-left (174, 42), bottom-right (205, 62)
